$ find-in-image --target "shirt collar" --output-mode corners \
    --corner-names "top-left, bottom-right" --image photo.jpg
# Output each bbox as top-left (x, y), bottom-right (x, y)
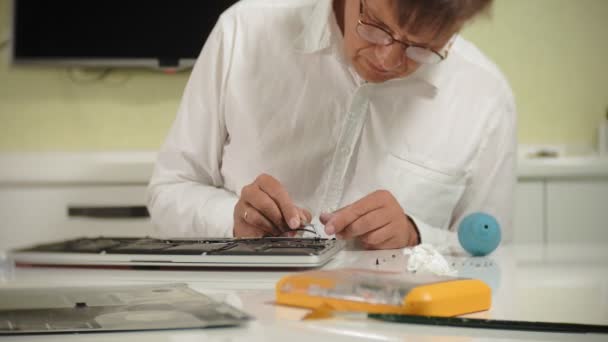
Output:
top-left (379, 40), bottom-right (458, 93)
top-left (409, 36), bottom-right (460, 90)
top-left (293, 0), bottom-right (452, 92)
top-left (293, 0), bottom-right (335, 53)
top-left (409, 62), bottom-right (448, 91)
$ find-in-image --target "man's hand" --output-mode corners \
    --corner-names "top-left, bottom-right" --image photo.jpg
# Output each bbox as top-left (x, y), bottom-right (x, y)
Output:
top-left (233, 174), bottom-right (312, 238)
top-left (320, 190), bottom-right (419, 249)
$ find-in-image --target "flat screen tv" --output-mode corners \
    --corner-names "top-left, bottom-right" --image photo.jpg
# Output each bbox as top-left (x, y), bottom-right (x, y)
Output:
top-left (11, 0), bottom-right (238, 69)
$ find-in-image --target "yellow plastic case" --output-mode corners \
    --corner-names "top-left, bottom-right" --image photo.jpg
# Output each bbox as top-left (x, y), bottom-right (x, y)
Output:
top-left (276, 269), bottom-right (491, 316)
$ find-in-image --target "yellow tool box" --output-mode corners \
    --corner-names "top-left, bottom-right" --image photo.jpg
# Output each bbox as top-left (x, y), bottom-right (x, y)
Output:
top-left (276, 268), bottom-right (491, 317)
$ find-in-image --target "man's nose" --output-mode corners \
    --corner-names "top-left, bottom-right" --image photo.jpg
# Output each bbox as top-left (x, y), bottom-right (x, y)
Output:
top-left (375, 44), bottom-right (404, 71)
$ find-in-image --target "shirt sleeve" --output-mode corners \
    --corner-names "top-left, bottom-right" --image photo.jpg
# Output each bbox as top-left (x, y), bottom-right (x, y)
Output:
top-left (450, 91), bottom-right (518, 243)
top-left (146, 13), bottom-right (239, 238)
top-left (412, 91), bottom-right (518, 245)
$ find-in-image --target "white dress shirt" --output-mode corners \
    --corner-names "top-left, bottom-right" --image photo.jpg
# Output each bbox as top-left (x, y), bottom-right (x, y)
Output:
top-left (147, 0), bottom-right (517, 244)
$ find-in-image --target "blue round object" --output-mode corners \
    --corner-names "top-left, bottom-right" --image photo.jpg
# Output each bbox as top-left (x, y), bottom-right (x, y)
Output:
top-left (458, 213), bottom-right (501, 256)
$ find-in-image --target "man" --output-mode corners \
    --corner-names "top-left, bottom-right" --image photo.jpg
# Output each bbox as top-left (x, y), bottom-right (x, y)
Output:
top-left (147, 0), bottom-right (516, 250)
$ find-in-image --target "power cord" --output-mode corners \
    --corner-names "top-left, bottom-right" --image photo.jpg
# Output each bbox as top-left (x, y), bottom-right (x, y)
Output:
top-left (66, 67), bottom-right (132, 86)
top-left (66, 67), bottom-right (113, 83)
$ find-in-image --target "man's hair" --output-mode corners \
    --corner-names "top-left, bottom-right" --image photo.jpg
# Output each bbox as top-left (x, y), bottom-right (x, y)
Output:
top-left (394, 0), bottom-right (493, 37)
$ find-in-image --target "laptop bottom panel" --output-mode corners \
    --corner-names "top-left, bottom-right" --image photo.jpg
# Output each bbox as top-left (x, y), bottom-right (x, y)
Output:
top-left (11, 237), bottom-right (345, 268)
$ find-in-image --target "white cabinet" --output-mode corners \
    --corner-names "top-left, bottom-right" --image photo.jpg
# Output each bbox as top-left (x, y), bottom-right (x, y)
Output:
top-left (514, 181), bottom-right (545, 243)
top-left (2, 181), bottom-right (605, 249)
top-left (513, 178), bottom-right (608, 244)
top-left (546, 180), bottom-right (608, 243)
top-left (1, 153), bottom-right (606, 249)
top-left (0, 185), bottom-right (154, 250)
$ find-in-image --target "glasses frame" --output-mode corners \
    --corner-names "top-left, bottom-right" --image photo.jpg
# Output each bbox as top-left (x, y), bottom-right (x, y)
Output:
top-left (356, 0), bottom-right (449, 64)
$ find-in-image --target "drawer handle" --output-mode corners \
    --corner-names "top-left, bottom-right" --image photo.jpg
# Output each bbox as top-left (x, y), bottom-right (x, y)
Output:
top-left (68, 206), bottom-right (149, 218)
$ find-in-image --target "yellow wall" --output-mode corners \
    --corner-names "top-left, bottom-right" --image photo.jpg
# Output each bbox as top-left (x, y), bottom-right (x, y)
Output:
top-left (0, 0), bottom-right (607, 152)
top-left (462, 0), bottom-right (608, 150)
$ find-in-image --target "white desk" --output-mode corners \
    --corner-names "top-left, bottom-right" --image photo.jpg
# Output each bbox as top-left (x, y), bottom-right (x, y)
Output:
top-left (1, 243), bottom-right (607, 341)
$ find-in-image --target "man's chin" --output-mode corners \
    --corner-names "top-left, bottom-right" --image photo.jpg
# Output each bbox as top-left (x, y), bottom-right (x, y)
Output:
top-left (354, 64), bottom-right (392, 83)
top-left (363, 73), bottom-right (393, 83)
top-left (353, 61), bottom-right (404, 83)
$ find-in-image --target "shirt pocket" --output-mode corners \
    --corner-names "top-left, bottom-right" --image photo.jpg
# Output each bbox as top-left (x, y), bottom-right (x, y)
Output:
top-left (377, 153), bottom-right (467, 229)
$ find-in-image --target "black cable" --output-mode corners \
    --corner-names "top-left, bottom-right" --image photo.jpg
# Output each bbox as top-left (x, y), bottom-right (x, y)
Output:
top-left (371, 313), bottom-right (608, 334)
top-left (288, 228), bottom-right (319, 236)
top-left (66, 67), bottom-right (113, 84)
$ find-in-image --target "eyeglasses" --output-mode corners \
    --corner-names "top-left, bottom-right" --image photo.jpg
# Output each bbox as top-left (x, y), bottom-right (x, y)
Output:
top-left (357, 0), bottom-right (449, 65)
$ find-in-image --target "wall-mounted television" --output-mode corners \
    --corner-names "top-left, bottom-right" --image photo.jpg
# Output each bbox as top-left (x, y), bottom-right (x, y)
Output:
top-left (11, 0), bottom-right (238, 69)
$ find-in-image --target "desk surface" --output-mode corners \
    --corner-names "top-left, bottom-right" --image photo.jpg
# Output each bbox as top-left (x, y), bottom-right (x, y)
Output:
top-left (1, 243), bottom-right (607, 341)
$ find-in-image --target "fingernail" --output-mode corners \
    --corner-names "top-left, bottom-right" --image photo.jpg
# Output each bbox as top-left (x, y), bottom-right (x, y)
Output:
top-left (325, 224), bottom-right (335, 235)
top-left (320, 212), bottom-right (332, 223)
top-left (289, 217), bottom-right (300, 229)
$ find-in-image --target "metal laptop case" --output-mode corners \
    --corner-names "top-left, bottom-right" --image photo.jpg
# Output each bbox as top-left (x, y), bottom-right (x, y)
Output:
top-left (11, 237), bottom-right (345, 268)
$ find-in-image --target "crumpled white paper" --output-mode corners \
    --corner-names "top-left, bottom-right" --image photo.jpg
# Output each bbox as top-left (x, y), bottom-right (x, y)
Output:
top-left (405, 243), bottom-right (457, 276)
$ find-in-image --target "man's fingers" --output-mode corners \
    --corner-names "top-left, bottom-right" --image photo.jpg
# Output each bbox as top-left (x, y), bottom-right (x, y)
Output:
top-left (358, 223), bottom-right (393, 246)
top-left (324, 192), bottom-right (386, 235)
top-left (299, 207), bottom-right (312, 224)
top-left (240, 174), bottom-right (308, 233)
top-left (364, 234), bottom-right (408, 250)
top-left (298, 211), bottom-right (308, 225)
top-left (319, 212), bottom-right (333, 224)
top-left (242, 183), bottom-right (286, 230)
top-left (241, 204), bottom-right (281, 236)
top-left (336, 208), bottom-right (390, 239)
top-left (256, 174), bottom-right (301, 229)
top-left (359, 221), bottom-right (411, 250)
top-left (324, 207), bottom-right (360, 235)
top-left (407, 225), bottom-right (419, 246)
top-left (233, 222), bottom-right (269, 238)
top-left (281, 231), bottom-right (298, 238)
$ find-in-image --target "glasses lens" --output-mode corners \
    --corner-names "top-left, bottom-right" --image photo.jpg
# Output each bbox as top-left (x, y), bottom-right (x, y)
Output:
top-left (357, 23), bottom-right (392, 45)
top-left (406, 46), bottom-right (442, 64)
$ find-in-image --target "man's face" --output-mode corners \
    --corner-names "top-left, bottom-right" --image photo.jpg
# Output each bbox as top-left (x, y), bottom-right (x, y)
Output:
top-left (342, 0), bottom-right (456, 83)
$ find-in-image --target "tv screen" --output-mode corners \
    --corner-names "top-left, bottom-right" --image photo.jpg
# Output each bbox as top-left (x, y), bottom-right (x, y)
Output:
top-left (12, 0), bottom-right (238, 69)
